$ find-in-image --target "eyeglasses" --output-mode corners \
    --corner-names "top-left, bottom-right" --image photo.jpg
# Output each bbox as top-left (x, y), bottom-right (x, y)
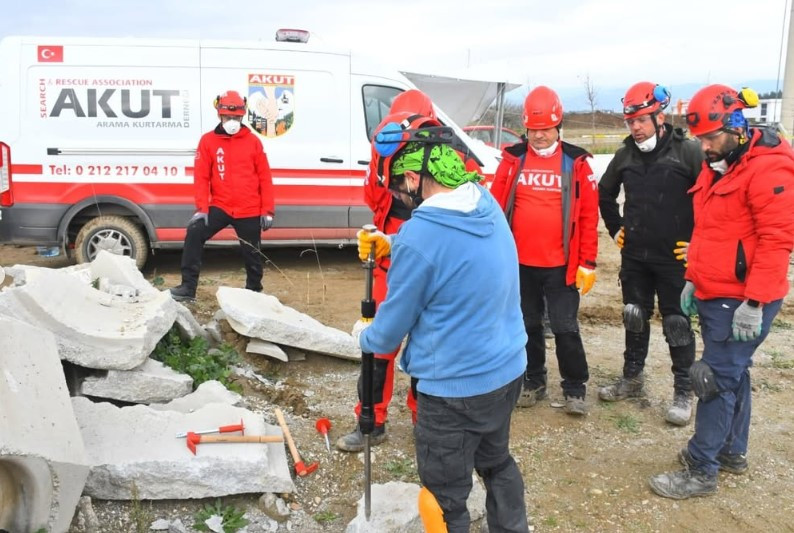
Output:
top-left (695, 130), bottom-right (726, 142)
top-left (218, 104), bottom-right (245, 112)
top-left (625, 115), bottom-right (652, 127)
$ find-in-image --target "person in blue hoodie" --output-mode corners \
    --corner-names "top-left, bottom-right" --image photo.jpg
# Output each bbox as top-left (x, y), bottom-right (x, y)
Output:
top-left (358, 129), bottom-right (530, 532)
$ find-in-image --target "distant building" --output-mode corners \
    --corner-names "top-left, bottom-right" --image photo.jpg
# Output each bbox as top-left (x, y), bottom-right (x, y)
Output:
top-left (743, 98), bottom-right (782, 124)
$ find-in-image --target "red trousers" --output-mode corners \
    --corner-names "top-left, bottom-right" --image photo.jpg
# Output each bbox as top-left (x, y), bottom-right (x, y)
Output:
top-left (353, 218), bottom-right (417, 426)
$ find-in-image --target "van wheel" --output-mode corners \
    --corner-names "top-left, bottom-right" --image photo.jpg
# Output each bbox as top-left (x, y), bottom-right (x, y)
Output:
top-left (74, 216), bottom-right (148, 269)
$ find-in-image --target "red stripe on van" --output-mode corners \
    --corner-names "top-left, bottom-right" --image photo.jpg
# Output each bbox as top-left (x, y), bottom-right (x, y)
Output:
top-left (156, 227), bottom-right (357, 242)
top-left (11, 164), bottom-right (43, 174)
top-left (9, 182), bottom-right (366, 206)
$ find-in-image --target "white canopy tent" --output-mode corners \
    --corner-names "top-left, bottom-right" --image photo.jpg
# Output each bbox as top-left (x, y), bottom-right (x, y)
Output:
top-left (401, 70), bottom-right (522, 148)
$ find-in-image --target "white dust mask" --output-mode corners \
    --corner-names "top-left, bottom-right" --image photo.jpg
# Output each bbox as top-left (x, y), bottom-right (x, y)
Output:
top-left (530, 140), bottom-right (559, 158)
top-left (709, 159), bottom-right (729, 174)
top-left (635, 135), bottom-right (657, 152)
top-left (223, 119), bottom-right (241, 135)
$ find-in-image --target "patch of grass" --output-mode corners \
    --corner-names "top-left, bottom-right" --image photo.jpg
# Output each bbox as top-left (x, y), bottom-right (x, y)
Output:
top-left (194, 499), bottom-right (248, 533)
top-left (129, 482), bottom-right (153, 533)
top-left (543, 515), bottom-right (559, 527)
top-left (756, 378), bottom-right (782, 393)
top-left (613, 413), bottom-right (641, 433)
top-left (384, 457), bottom-right (417, 480)
top-left (772, 318), bottom-right (793, 330)
top-left (769, 350), bottom-right (794, 369)
top-left (152, 326), bottom-right (242, 392)
top-left (313, 510), bottom-right (340, 523)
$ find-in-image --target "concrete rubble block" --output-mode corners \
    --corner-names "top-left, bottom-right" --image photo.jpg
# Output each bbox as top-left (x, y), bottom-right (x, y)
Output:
top-left (0, 317), bottom-right (90, 533)
top-left (80, 358), bottom-right (193, 404)
top-left (0, 268), bottom-right (178, 370)
top-left (88, 250), bottom-right (157, 296)
top-left (345, 477), bottom-right (486, 533)
top-left (217, 287), bottom-right (360, 361)
top-left (174, 301), bottom-right (211, 341)
top-left (4, 262), bottom-right (93, 287)
top-left (73, 398), bottom-right (294, 499)
top-left (149, 380), bottom-right (242, 413)
top-left (246, 339), bottom-right (289, 362)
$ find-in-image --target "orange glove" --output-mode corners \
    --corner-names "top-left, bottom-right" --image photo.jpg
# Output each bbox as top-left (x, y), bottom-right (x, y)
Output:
top-left (356, 229), bottom-right (391, 262)
top-left (614, 227), bottom-right (625, 249)
top-left (674, 241), bottom-right (689, 267)
top-left (575, 266), bottom-right (596, 296)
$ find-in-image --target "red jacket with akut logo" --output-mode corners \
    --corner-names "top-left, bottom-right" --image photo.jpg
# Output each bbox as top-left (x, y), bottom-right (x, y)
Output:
top-left (686, 127), bottom-right (794, 303)
top-left (491, 141), bottom-right (599, 286)
top-left (194, 124), bottom-right (274, 218)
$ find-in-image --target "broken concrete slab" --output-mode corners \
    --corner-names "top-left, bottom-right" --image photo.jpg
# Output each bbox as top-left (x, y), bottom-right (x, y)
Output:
top-left (80, 358), bottom-right (193, 404)
top-left (174, 301), bottom-right (211, 342)
top-left (345, 477), bottom-right (486, 532)
top-left (149, 380), bottom-right (242, 413)
top-left (0, 268), bottom-right (177, 370)
top-left (217, 287), bottom-right (360, 361)
top-left (0, 317), bottom-right (90, 533)
top-left (89, 250), bottom-right (157, 296)
top-left (73, 398), bottom-right (293, 499)
top-left (246, 339), bottom-right (289, 362)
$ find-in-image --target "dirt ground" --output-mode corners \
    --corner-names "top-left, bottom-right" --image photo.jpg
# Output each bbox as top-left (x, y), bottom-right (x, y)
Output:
top-left (2, 224), bottom-right (794, 532)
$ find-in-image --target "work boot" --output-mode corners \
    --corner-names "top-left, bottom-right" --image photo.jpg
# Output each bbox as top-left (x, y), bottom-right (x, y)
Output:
top-left (678, 448), bottom-right (749, 475)
top-left (335, 423), bottom-right (386, 453)
top-left (598, 374), bottom-right (644, 402)
top-left (516, 386), bottom-right (547, 408)
top-left (564, 396), bottom-right (588, 416)
top-left (648, 469), bottom-right (717, 500)
top-left (169, 284), bottom-right (196, 303)
top-left (665, 391), bottom-right (693, 426)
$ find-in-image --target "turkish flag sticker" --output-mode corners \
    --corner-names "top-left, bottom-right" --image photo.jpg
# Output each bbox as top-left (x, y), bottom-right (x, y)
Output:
top-left (37, 45), bottom-right (63, 62)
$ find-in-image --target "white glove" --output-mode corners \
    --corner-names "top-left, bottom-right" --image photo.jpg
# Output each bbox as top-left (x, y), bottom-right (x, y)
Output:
top-left (351, 319), bottom-right (371, 346)
top-left (189, 212), bottom-right (208, 227)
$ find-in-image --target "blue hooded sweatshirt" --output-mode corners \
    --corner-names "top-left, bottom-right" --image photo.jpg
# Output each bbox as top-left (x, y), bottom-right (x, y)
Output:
top-left (360, 182), bottom-right (527, 398)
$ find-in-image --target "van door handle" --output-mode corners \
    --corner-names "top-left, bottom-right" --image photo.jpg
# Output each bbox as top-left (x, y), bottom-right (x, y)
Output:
top-left (320, 157), bottom-right (344, 163)
top-left (357, 160), bottom-right (370, 165)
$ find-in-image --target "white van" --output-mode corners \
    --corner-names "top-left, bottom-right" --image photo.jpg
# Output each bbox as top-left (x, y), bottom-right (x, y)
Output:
top-left (0, 33), bottom-right (495, 267)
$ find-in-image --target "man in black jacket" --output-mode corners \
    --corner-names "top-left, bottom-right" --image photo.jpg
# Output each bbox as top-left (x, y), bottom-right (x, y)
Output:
top-left (598, 81), bottom-right (703, 425)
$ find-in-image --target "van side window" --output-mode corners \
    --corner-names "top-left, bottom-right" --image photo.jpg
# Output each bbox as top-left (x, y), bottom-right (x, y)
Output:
top-left (362, 85), bottom-right (403, 140)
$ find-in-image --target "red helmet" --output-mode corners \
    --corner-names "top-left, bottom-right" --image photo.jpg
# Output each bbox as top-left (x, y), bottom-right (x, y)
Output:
top-left (523, 86), bottom-right (563, 129)
top-left (214, 91), bottom-right (247, 117)
top-left (371, 112), bottom-right (447, 188)
top-left (685, 84), bottom-right (759, 136)
top-left (390, 89), bottom-right (436, 118)
top-left (622, 82), bottom-right (670, 119)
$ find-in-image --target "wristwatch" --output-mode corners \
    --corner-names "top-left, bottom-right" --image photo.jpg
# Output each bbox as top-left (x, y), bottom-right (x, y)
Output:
top-left (747, 299), bottom-right (762, 308)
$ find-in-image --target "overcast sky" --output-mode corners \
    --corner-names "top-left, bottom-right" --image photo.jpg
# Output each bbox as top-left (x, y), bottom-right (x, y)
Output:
top-left (2, 0), bottom-right (790, 96)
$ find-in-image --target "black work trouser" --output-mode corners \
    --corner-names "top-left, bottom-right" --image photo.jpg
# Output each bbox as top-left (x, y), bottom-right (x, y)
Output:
top-left (415, 376), bottom-right (529, 533)
top-left (520, 265), bottom-right (589, 398)
top-left (619, 255), bottom-right (695, 393)
top-left (180, 206), bottom-right (263, 292)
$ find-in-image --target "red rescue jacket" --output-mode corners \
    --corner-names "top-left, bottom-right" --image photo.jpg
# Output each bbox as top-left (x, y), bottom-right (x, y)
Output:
top-left (686, 127), bottom-right (794, 302)
top-left (194, 124), bottom-right (275, 218)
top-left (491, 141), bottom-right (599, 286)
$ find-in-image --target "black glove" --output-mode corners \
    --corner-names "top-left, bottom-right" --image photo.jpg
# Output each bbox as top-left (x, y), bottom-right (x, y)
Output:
top-left (260, 215), bottom-right (274, 231)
